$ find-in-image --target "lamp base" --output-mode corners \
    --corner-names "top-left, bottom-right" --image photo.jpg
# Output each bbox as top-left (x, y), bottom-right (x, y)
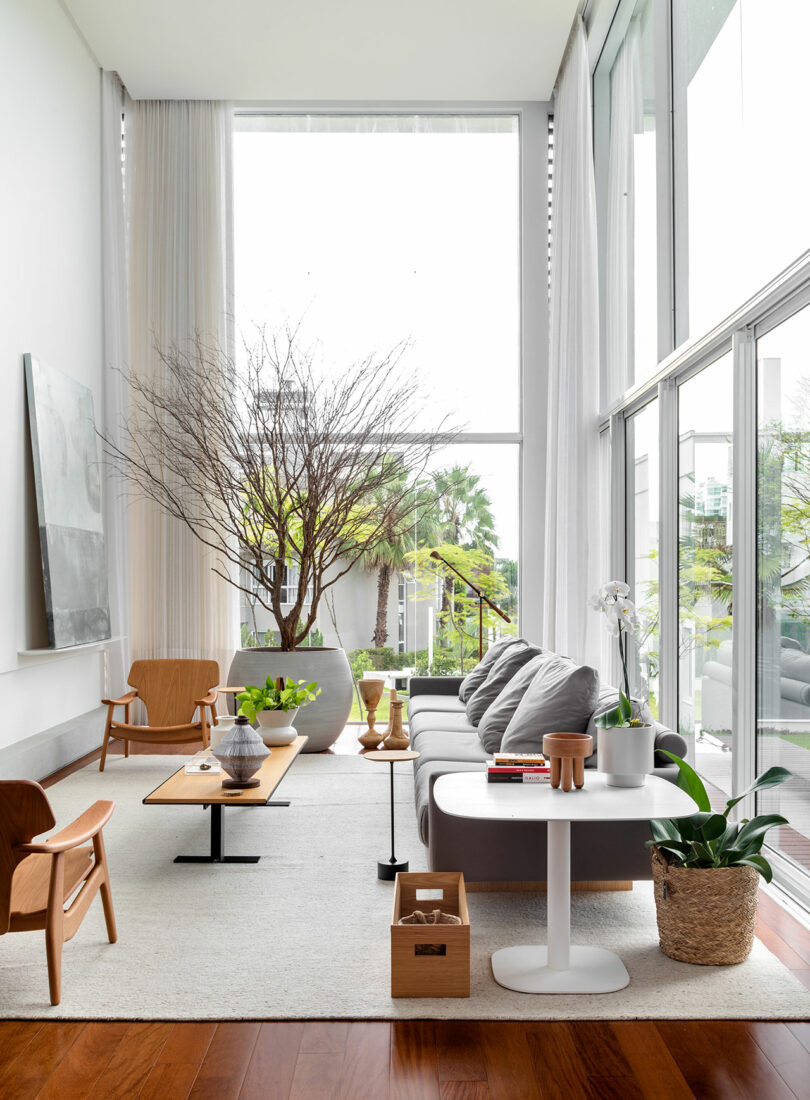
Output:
top-left (378, 858), bottom-right (409, 881)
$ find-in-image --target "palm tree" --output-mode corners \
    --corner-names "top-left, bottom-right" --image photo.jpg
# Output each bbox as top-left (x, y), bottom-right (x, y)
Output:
top-left (431, 466), bottom-right (498, 627)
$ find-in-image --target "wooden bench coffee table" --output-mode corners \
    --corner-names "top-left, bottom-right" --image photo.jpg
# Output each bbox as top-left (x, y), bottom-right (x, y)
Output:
top-left (143, 735), bottom-right (307, 864)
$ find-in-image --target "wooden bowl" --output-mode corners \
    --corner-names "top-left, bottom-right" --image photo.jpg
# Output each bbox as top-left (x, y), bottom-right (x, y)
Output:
top-left (542, 732), bottom-right (594, 792)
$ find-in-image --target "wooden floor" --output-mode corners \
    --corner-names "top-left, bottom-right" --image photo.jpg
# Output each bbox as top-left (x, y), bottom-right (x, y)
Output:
top-left (2, 728), bottom-right (805, 1099)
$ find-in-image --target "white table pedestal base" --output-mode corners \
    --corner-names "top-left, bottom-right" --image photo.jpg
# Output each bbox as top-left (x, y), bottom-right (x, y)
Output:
top-left (492, 945), bottom-right (630, 994)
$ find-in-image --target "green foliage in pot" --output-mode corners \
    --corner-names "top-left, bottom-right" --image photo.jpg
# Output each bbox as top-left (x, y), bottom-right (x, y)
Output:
top-left (237, 676), bottom-right (321, 722)
top-left (648, 751), bottom-right (792, 882)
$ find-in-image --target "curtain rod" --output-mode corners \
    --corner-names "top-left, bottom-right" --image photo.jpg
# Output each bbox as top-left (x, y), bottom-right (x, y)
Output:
top-left (551, 0), bottom-right (592, 99)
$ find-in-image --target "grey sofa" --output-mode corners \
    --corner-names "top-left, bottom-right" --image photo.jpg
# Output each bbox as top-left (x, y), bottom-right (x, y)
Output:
top-left (407, 673), bottom-right (688, 884)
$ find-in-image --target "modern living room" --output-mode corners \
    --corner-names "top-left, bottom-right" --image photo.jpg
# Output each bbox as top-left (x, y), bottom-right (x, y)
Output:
top-left (3, 0), bottom-right (810, 1096)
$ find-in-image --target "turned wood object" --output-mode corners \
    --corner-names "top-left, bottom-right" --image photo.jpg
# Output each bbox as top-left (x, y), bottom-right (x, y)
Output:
top-left (542, 732), bottom-right (593, 792)
top-left (358, 679), bottom-right (386, 750)
top-left (384, 699), bottom-right (409, 750)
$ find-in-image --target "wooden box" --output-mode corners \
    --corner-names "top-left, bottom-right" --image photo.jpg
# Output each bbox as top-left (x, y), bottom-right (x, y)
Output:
top-left (391, 872), bottom-right (470, 998)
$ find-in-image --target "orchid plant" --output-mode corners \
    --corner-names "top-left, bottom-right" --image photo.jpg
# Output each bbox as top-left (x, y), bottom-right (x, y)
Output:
top-left (589, 580), bottom-right (652, 729)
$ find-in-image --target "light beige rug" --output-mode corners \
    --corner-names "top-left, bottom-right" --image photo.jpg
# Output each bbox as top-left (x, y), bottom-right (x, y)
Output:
top-left (0, 754), bottom-right (807, 1020)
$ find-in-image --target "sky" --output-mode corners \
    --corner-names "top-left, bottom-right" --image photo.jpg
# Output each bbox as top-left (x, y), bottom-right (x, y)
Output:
top-left (233, 119), bottom-right (521, 559)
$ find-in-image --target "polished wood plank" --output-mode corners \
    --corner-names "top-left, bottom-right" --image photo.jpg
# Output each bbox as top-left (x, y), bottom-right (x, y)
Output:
top-left (34, 1020), bottom-right (128, 1100)
top-left (587, 1078), bottom-right (645, 1100)
top-left (390, 1020), bottom-right (440, 1100)
top-left (339, 1021), bottom-right (391, 1100)
top-left (747, 1022), bottom-right (810, 1100)
top-left (0, 1021), bottom-right (84, 1100)
top-left (435, 1022), bottom-right (487, 1083)
top-left (787, 1022), bottom-right (810, 1054)
top-left (439, 1084), bottom-right (491, 1100)
top-left (139, 1061), bottom-right (201, 1100)
top-left (758, 893), bottom-right (810, 966)
top-left (155, 1022), bottom-right (217, 1066)
top-left (655, 1021), bottom-right (747, 1100)
top-left (0, 1021), bottom-right (43, 1076)
top-left (289, 1051), bottom-right (344, 1100)
top-left (238, 1021), bottom-right (304, 1100)
top-left (526, 1022), bottom-right (592, 1100)
top-left (478, 1022), bottom-right (541, 1100)
top-left (567, 1020), bottom-right (634, 1081)
top-left (690, 1021), bottom-right (795, 1100)
top-left (300, 1021), bottom-right (350, 1052)
top-left (755, 916), bottom-right (810, 971)
top-left (187, 1022), bottom-right (260, 1100)
top-left (611, 1022), bottom-right (694, 1100)
top-left (90, 1021), bottom-right (171, 1099)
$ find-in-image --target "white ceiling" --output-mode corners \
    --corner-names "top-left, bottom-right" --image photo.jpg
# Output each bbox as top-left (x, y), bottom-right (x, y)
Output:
top-left (62, 0), bottom-right (577, 101)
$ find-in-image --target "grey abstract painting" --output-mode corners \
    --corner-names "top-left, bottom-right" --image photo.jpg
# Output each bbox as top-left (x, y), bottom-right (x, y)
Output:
top-left (25, 354), bottom-right (111, 648)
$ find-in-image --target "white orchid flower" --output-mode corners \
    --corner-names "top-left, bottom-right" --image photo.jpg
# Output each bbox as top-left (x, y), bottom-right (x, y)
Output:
top-left (588, 592), bottom-right (607, 612)
top-left (614, 595), bottom-right (639, 633)
top-left (601, 580), bottom-right (630, 599)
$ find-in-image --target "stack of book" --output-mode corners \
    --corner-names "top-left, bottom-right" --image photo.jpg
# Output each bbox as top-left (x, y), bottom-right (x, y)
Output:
top-left (487, 752), bottom-right (551, 783)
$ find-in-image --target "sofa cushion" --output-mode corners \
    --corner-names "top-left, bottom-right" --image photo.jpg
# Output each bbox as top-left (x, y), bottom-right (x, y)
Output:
top-left (407, 693), bottom-right (467, 720)
top-left (476, 652), bottom-right (551, 754)
top-left (465, 643), bottom-right (542, 728)
top-left (408, 710), bottom-right (477, 750)
top-left (458, 636), bottom-right (524, 702)
top-left (411, 730), bottom-right (489, 767)
top-left (414, 759), bottom-right (484, 845)
top-left (499, 655), bottom-right (600, 754)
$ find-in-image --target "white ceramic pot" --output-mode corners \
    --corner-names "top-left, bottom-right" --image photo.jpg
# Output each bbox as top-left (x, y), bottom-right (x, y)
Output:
top-left (255, 707), bottom-right (299, 746)
top-left (210, 713), bottom-right (236, 750)
top-left (598, 724), bottom-right (656, 787)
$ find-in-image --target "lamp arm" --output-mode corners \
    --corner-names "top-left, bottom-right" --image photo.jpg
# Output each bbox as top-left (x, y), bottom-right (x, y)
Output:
top-left (429, 550), bottom-right (511, 623)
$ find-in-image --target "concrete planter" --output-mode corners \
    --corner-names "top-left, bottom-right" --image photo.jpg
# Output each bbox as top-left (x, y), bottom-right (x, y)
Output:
top-left (227, 647), bottom-right (353, 752)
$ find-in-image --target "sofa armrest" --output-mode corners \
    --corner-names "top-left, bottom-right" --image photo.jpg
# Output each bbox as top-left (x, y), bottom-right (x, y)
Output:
top-left (408, 676), bottom-right (464, 698)
top-left (654, 727), bottom-right (688, 767)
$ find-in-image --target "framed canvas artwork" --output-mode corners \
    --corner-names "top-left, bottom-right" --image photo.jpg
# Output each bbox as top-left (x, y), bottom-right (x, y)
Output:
top-left (24, 354), bottom-right (111, 648)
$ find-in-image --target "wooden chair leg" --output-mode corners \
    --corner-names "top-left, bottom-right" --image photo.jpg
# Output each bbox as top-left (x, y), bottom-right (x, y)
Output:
top-left (124, 739), bottom-right (129, 758)
top-left (45, 853), bottom-right (65, 1005)
top-left (99, 719), bottom-right (113, 772)
top-left (93, 831), bottom-right (118, 944)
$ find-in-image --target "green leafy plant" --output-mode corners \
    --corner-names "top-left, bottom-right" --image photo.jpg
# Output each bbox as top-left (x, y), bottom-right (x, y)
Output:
top-left (237, 676), bottom-right (321, 722)
top-left (648, 751), bottom-right (792, 882)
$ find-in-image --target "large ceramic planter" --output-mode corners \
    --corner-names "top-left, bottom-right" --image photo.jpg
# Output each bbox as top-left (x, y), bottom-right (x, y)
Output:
top-left (228, 647), bottom-right (352, 752)
top-left (597, 724), bottom-right (655, 787)
top-left (650, 846), bottom-right (759, 964)
top-left (256, 707), bottom-right (299, 747)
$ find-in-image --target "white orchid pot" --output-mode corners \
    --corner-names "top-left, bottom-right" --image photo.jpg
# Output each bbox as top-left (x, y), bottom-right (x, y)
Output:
top-left (598, 725), bottom-right (656, 787)
top-left (256, 707), bottom-right (299, 747)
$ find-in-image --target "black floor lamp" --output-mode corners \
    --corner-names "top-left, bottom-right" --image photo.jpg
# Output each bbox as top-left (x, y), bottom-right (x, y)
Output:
top-left (429, 550), bottom-right (512, 660)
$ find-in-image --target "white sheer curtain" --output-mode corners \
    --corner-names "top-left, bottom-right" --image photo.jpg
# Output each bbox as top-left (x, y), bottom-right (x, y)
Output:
top-left (605, 20), bottom-right (642, 402)
top-left (101, 71), bottom-right (131, 693)
top-left (542, 18), bottom-right (602, 667)
top-left (127, 99), bottom-right (237, 671)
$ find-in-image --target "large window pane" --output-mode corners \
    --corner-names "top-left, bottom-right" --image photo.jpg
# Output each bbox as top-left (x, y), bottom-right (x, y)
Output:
top-left (678, 354), bottom-right (733, 791)
top-left (234, 115), bottom-right (520, 432)
top-left (626, 401), bottom-right (659, 714)
top-left (674, 1), bottom-right (810, 340)
top-left (757, 307), bottom-right (810, 875)
top-left (595, 0), bottom-right (658, 401)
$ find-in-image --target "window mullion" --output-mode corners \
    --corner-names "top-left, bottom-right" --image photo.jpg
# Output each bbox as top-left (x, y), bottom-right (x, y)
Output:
top-left (658, 376), bottom-right (679, 738)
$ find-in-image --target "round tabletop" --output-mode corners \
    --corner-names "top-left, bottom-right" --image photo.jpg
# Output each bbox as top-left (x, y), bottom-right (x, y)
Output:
top-left (433, 771), bottom-right (697, 823)
top-left (364, 749), bottom-right (420, 763)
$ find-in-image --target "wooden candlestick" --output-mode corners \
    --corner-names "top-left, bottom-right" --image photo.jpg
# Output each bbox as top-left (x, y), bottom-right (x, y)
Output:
top-left (384, 699), bottom-right (409, 751)
top-left (358, 679), bottom-right (385, 750)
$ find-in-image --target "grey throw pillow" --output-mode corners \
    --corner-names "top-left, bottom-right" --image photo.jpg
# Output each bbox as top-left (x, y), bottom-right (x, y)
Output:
top-left (458, 636), bottom-right (524, 702)
top-left (477, 651), bottom-right (550, 754)
top-left (499, 656), bottom-right (600, 755)
top-left (465, 644), bottom-right (543, 728)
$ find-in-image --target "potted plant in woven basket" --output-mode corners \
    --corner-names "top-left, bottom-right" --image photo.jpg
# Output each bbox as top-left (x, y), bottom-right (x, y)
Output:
top-left (648, 752), bottom-right (792, 964)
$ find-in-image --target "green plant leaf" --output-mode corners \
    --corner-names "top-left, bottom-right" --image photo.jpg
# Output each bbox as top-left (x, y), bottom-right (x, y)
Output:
top-left (734, 814), bottom-right (788, 852)
top-left (649, 818), bottom-right (680, 844)
top-left (660, 751), bottom-right (712, 813)
top-left (594, 705), bottom-right (622, 729)
top-left (697, 813), bottom-right (730, 844)
top-left (734, 853), bottom-right (773, 882)
top-left (724, 766), bottom-right (793, 812)
top-left (618, 691), bottom-right (632, 723)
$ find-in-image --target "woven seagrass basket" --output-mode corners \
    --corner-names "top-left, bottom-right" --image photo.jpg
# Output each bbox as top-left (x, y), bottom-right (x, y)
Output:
top-left (650, 846), bottom-right (759, 965)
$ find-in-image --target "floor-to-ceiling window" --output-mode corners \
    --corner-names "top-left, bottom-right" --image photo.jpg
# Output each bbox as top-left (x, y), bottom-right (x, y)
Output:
top-left (593, 0), bottom-right (810, 901)
top-left (233, 114), bottom-right (524, 669)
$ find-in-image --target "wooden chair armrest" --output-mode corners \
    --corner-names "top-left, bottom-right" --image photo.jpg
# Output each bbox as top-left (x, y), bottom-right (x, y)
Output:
top-left (15, 801), bottom-right (115, 854)
top-left (101, 690), bottom-right (137, 707)
top-left (195, 690), bottom-right (218, 707)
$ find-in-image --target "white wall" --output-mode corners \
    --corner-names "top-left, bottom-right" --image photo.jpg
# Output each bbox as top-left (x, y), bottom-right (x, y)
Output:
top-left (0, 0), bottom-right (104, 770)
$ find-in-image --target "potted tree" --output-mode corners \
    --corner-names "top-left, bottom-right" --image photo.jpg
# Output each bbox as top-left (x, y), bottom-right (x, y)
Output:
top-left (104, 329), bottom-right (452, 750)
top-left (649, 752), bottom-right (792, 964)
top-left (237, 676), bottom-right (320, 746)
